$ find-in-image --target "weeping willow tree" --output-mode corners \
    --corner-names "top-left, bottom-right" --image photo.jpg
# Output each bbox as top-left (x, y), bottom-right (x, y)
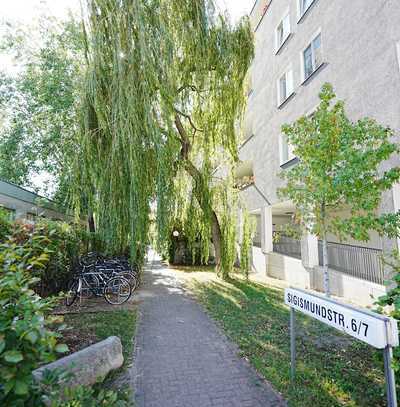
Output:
top-left (74, 0), bottom-right (253, 274)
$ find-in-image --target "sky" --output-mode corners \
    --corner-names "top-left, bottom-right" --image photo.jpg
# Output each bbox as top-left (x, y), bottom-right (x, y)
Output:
top-left (0, 0), bottom-right (254, 24)
top-left (0, 0), bottom-right (254, 76)
top-left (0, 0), bottom-right (254, 194)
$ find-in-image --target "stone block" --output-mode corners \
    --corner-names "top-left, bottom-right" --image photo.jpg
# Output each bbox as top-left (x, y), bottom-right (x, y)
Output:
top-left (33, 336), bottom-right (124, 387)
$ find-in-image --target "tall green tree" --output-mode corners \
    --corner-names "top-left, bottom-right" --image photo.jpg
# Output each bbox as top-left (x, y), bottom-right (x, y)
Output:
top-left (0, 16), bottom-right (84, 202)
top-left (278, 83), bottom-right (400, 296)
top-left (77, 0), bottom-right (253, 272)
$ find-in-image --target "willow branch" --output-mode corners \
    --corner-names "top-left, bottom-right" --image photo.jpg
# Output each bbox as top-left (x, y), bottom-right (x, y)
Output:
top-left (177, 84), bottom-right (201, 94)
top-left (174, 108), bottom-right (203, 133)
top-left (79, 0), bottom-right (90, 65)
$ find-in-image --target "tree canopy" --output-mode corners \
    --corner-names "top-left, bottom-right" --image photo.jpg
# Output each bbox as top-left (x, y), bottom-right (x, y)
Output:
top-left (279, 83), bottom-right (400, 294)
top-left (0, 16), bottom-right (84, 201)
top-left (76, 0), bottom-right (254, 269)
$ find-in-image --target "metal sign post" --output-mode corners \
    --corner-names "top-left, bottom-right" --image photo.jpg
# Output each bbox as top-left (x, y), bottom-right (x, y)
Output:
top-left (290, 307), bottom-right (296, 382)
top-left (286, 288), bottom-right (398, 406)
top-left (384, 317), bottom-right (398, 407)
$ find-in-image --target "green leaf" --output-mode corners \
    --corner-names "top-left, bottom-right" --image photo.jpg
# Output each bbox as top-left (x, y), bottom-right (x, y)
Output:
top-left (3, 350), bottom-right (23, 363)
top-left (14, 379), bottom-right (29, 395)
top-left (3, 379), bottom-right (15, 394)
top-left (25, 330), bottom-right (38, 344)
top-left (55, 343), bottom-right (69, 353)
top-left (0, 334), bottom-right (5, 354)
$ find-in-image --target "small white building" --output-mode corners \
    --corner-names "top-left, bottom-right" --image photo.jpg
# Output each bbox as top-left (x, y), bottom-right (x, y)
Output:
top-left (0, 178), bottom-right (69, 223)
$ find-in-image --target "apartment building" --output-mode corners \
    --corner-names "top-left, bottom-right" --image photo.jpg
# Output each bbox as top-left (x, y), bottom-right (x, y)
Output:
top-left (238, 0), bottom-right (400, 306)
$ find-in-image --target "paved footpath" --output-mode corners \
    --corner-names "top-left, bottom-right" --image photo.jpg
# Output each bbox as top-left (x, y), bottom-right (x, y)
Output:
top-left (131, 254), bottom-right (286, 407)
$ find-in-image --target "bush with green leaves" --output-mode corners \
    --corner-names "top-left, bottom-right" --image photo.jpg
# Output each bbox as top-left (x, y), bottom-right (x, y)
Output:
top-left (376, 251), bottom-right (400, 376)
top-left (1, 218), bottom-right (92, 297)
top-left (0, 236), bottom-right (129, 405)
top-left (37, 369), bottom-right (131, 407)
top-left (46, 385), bottom-right (130, 407)
top-left (0, 240), bottom-right (68, 405)
top-left (0, 208), bottom-right (12, 241)
top-left (25, 220), bottom-right (89, 296)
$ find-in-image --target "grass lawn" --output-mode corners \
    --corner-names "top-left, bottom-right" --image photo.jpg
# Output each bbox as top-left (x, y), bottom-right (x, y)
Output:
top-left (64, 309), bottom-right (137, 370)
top-left (185, 275), bottom-right (388, 407)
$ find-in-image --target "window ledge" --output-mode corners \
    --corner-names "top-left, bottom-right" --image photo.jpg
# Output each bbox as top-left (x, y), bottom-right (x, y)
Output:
top-left (275, 33), bottom-right (293, 55)
top-left (297, 0), bottom-right (319, 24)
top-left (280, 156), bottom-right (299, 169)
top-left (239, 133), bottom-right (255, 150)
top-left (277, 91), bottom-right (296, 109)
top-left (301, 62), bottom-right (327, 86)
top-left (254, 0), bottom-right (274, 32)
top-left (239, 182), bottom-right (255, 192)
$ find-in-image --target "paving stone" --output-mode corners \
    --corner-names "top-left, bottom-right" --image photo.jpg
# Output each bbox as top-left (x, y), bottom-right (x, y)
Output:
top-left (131, 255), bottom-right (286, 407)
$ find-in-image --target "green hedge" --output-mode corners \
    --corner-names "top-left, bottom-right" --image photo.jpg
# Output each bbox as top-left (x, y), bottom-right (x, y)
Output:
top-left (0, 211), bottom-right (130, 405)
top-left (0, 211), bottom-right (92, 297)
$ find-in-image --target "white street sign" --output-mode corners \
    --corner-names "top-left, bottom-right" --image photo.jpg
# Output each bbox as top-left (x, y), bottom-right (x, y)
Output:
top-left (285, 288), bottom-right (399, 349)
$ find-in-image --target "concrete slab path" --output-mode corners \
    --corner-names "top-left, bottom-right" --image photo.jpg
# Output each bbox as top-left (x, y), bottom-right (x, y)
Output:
top-left (131, 253), bottom-right (286, 407)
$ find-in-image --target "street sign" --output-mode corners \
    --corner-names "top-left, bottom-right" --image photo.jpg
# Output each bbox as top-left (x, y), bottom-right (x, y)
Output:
top-left (285, 287), bottom-right (399, 407)
top-left (285, 288), bottom-right (398, 349)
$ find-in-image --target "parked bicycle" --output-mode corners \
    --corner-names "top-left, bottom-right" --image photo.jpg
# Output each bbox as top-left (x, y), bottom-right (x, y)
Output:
top-left (65, 252), bottom-right (139, 306)
top-left (65, 271), bottom-right (131, 306)
top-left (80, 252), bottom-right (139, 290)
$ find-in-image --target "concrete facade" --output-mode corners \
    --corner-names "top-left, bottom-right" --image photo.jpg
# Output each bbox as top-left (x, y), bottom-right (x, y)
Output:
top-left (241, 0), bottom-right (400, 306)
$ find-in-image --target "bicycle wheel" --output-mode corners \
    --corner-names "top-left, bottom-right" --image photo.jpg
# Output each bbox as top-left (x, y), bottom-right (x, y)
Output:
top-left (65, 278), bottom-right (80, 306)
top-left (117, 271), bottom-right (138, 291)
top-left (104, 276), bottom-right (131, 305)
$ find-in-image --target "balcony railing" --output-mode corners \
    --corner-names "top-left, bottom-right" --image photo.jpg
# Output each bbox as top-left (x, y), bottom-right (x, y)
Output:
top-left (273, 233), bottom-right (301, 259)
top-left (318, 241), bottom-right (384, 285)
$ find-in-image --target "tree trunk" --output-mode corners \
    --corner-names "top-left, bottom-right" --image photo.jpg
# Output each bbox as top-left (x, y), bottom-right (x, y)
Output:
top-left (185, 160), bottom-right (223, 275)
top-left (322, 235), bottom-right (330, 297)
top-left (88, 211), bottom-right (96, 234)
top-left (321, 202), bottom-right (330, 296)
top-left (174, 114), bottom-right (223, 276)
top-left (210, 209), bottom-right (222, 274)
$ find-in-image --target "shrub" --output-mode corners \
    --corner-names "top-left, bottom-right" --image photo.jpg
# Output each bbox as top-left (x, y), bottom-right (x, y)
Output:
top-left (0, 235), bottom-right (128, 406)
top-left (375, 251), bottom-right (400, 377)
top-left (27, 220), bottom-right (88, 296)
top-left (0, 208), bottom-right (12, 241)
top-left (37, 369), bottom-right (131, 406)
top-left (0, 240), bottom-right (68, 405)
top-left (2, 219), bottom-right (91, 297)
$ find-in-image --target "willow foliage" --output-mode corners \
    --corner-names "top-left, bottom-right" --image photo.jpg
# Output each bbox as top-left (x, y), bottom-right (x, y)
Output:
top-left (240, 211), bottom-right (255, 280)
top-left (75, 0), bottom-right (253, 269)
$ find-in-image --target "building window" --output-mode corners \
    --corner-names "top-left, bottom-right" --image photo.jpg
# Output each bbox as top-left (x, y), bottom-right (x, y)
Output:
top-left (275, 12), bottom-right (291, 52)
top-left (299, 0), bottom-right (315, 17)
top-left (26, 212), bottom-right (36, 222)
top-left (279, 134), bottom-right (295, 165)
top-left (277, 69), bottom-right (294, 106)
top-left (303, 32), bottom-right (322, 80)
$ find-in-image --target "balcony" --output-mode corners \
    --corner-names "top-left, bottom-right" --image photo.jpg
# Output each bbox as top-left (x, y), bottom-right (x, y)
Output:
top-left (318, 241), bottom-right (384, 285)
top-left (273, 232), bottom-right (301, 259)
